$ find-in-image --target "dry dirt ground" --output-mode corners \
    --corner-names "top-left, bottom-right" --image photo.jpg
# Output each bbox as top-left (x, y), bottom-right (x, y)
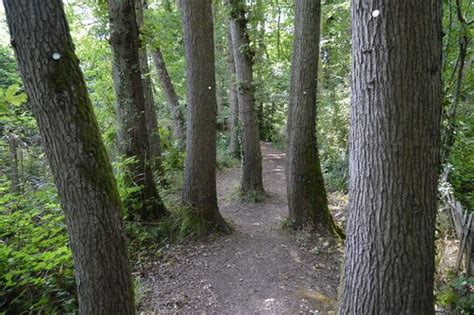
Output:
top-left (140, 143), bottom-right (346, 314)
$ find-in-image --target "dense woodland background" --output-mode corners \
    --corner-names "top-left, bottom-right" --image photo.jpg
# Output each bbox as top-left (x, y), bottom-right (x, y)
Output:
top-left (0, 0), bottom-right (472, 313)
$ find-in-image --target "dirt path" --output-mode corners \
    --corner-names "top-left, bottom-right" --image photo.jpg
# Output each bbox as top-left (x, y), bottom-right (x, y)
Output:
top-left (141, 143), bottom-right (344, 314)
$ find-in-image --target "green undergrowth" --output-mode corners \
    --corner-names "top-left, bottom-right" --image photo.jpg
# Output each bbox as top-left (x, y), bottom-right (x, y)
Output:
top-left (0, 180), bottom-right (76, 313)
top-left (230, 187), bottom-right (267, 203)
top-left (437, 276), bottom-right (474, 314)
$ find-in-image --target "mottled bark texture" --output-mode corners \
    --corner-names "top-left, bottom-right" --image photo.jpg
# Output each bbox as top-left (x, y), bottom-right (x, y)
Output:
top-left (108, 0), bottom-right (167, 221)
top-left (286, 0), bottom-right (340, 236)
top-left (152, 47), bottom-right (186, 145)
top-left (228, 0), bottom-right (264, 196)
top-left (4, 1), bottom-right (135, 313)
top-left (226, 27), bottom-right (240, 159)
top-left (180, 0), bottom-right (228, 229)
top-left (135, 0), bottom-right (164, 177)
top-left (339, 1), bottom-right (442, 314)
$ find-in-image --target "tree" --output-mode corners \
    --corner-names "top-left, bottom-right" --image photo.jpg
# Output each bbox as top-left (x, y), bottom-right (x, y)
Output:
top-left (108, 0), bottom-right (167, 221)
top-left (226, 28), bottom-right (240, 159)
top-left (340, 1), bottom-right (442, 313)
top-left (152, 47), bottom-right (186, 145)
top-left (286, 0), bottom-right (341, 236)
top-left (179, 0), bottom-right (228, 230)
top-left (3, 1), bottom-right (135, 313)
top-left (227, 0), bottom-right (265, 197)
top-left (135, 0), bottom-right (164, 177)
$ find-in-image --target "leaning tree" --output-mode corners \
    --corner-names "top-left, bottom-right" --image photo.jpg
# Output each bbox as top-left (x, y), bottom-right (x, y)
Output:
top-left (4, 0), bottom-right (135, 313)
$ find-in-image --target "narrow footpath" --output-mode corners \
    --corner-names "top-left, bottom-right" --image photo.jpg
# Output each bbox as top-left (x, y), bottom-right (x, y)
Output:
top-left (141, 143), bottom-right (345, 314)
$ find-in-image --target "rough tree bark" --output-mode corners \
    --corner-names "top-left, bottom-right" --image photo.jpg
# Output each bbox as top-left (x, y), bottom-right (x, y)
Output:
top-left (286, 0), bottom-right (341, 236)
top-left (135, 0), bottom-right (164, 177)
top-left (4, 1), bottom-right (135, 313)
top-left (228, 0), bottom-right (264, 196)
top-left (339, 1), bottom-right (442, 313)
top-left (108, 0), bottom-right (167, 221)
top-left (152, 47), bottom-right (186, 145)
top-left (226, 28), bottom-right (240, 159)
top-left (180, 0), bottom-right (228, 230)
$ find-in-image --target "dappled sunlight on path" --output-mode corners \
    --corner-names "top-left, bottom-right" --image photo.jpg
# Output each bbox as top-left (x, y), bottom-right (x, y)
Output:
top-left (141, 143), bottom-right (343, 314)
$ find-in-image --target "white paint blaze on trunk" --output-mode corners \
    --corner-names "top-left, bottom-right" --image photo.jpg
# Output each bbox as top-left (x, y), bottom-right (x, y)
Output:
top-left (340, 0), bottom-right (442, 313)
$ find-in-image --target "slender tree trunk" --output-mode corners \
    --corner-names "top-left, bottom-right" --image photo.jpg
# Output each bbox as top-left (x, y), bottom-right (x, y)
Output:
top-left (340, 1), bottom-right (442, 313)
top-left (135, 0), bottom-right (164, 177)
top-left (8, 133), bottom-right (20, 193)
top-left (254, 0), bottom-right (266, 140)
top-left (228, 0), bottom-right (264, 196)
top-left (441, 0), bottom-right (470, 164)
top-left (286, 0), bottom-right (340, 236)
top-left (226, 28), bottom-right (240, 159)
top-left (180, 0), bottom-right (229, 230)
top-left (152, 47), bottom-right (186, 145)
top-left (108, 0), bottom-right (167, 221)
top-left (4, 1), bottom-right (135, 313)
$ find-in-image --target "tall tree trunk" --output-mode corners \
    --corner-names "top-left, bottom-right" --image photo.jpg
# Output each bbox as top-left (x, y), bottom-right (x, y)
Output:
top-left (226, 28), bottom-right (240, 159)
top-left (108, 0), bottom-right (167, 221)
top-left (340, 1), bottom-right (442, 313)
top-left (286, 0), bottom-right (340, 236)
top-left (180, 0), bottom-right (228, 230)
top-left (8, 133), bottom-right (20, 193)
top-left (254, 0), bottom-right (266, 140)
top-left (4, 1), bottom-right (135, 313)
top-left (135, 0), bottom-right (164, 177)
top-left (152, 47), bottom-right (186, 145)
top-left (228, 0), bottom-right (264, 196)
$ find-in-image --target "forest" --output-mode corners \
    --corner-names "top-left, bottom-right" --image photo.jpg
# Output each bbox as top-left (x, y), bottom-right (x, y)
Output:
top-left (0, 0), bottom-right (472, 314)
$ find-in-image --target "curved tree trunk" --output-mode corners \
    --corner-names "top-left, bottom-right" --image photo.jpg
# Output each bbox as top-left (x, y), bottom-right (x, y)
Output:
top-left (340, 0), bottom-right (442, 313)
top-left (228, 0), bottom-right (264, 197)
top-left (180, 0), bottom-right (228, 230)
top-left (4, 1), bottom-right (135, 313)
top-left (152, 47), bottom-right (186, 145)
top-left (226, 28), bottom-right (240, 159)
top-left (135, 0), bottom-right (165, 178)
top-left (286, 0), bottom-right (340, 236)
top-left (108, 0), bottom-right (167, 221)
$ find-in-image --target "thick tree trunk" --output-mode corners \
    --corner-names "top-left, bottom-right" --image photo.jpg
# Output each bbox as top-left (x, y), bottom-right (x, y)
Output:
top-left (226, 28), bottom-right (240, 159)
top-left (152, 47), bottom-right (186, 145)
top-left (180, 0), bottom-right (228, 230)
top-left (108, 0), bottom-right (167, 221)
top-left (340, 1), bottom-right (442, 313)
top-left (228, 0), bottom-right (264, 196)
top-left (286, 0), bottom-right (340, 236)
top-left (135, 0), bottom-right (164, 177)
top-left (4, 1), bottom-right (135, 313)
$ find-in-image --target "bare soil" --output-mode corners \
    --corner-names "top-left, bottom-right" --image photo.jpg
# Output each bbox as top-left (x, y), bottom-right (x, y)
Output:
top-left (140, 143), bottom-right (345, 314)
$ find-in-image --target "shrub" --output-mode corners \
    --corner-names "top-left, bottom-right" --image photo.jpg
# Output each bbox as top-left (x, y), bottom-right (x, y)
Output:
top-left (437, 276), bottom-right (474, 314)
top-left (0, 180), bottom-right (76, 313)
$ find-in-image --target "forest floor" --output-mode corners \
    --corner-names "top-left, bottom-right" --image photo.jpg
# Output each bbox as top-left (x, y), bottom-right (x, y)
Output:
top-left (140, 143), bottom-right (347, 314)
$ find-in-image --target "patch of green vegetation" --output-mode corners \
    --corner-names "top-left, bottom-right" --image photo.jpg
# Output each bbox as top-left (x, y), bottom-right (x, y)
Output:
top-left (437, 276), bottom-right (474, 314)
top-left (239, 188), bottom-right (266, 203)
top-left (0, 180), bottom-right (76, 313)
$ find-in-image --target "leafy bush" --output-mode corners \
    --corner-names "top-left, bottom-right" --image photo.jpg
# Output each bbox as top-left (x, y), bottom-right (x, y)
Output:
top-left (448, 114), bottom-right (474, 211)
top-left (159, 127), bottom-right (185, 172)
top-left (437, 276), bottom-right (474, 314)
top-left (322, 152), bottom-right (349, 192)
top-left (0, 180), bottom-right (76, 313)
